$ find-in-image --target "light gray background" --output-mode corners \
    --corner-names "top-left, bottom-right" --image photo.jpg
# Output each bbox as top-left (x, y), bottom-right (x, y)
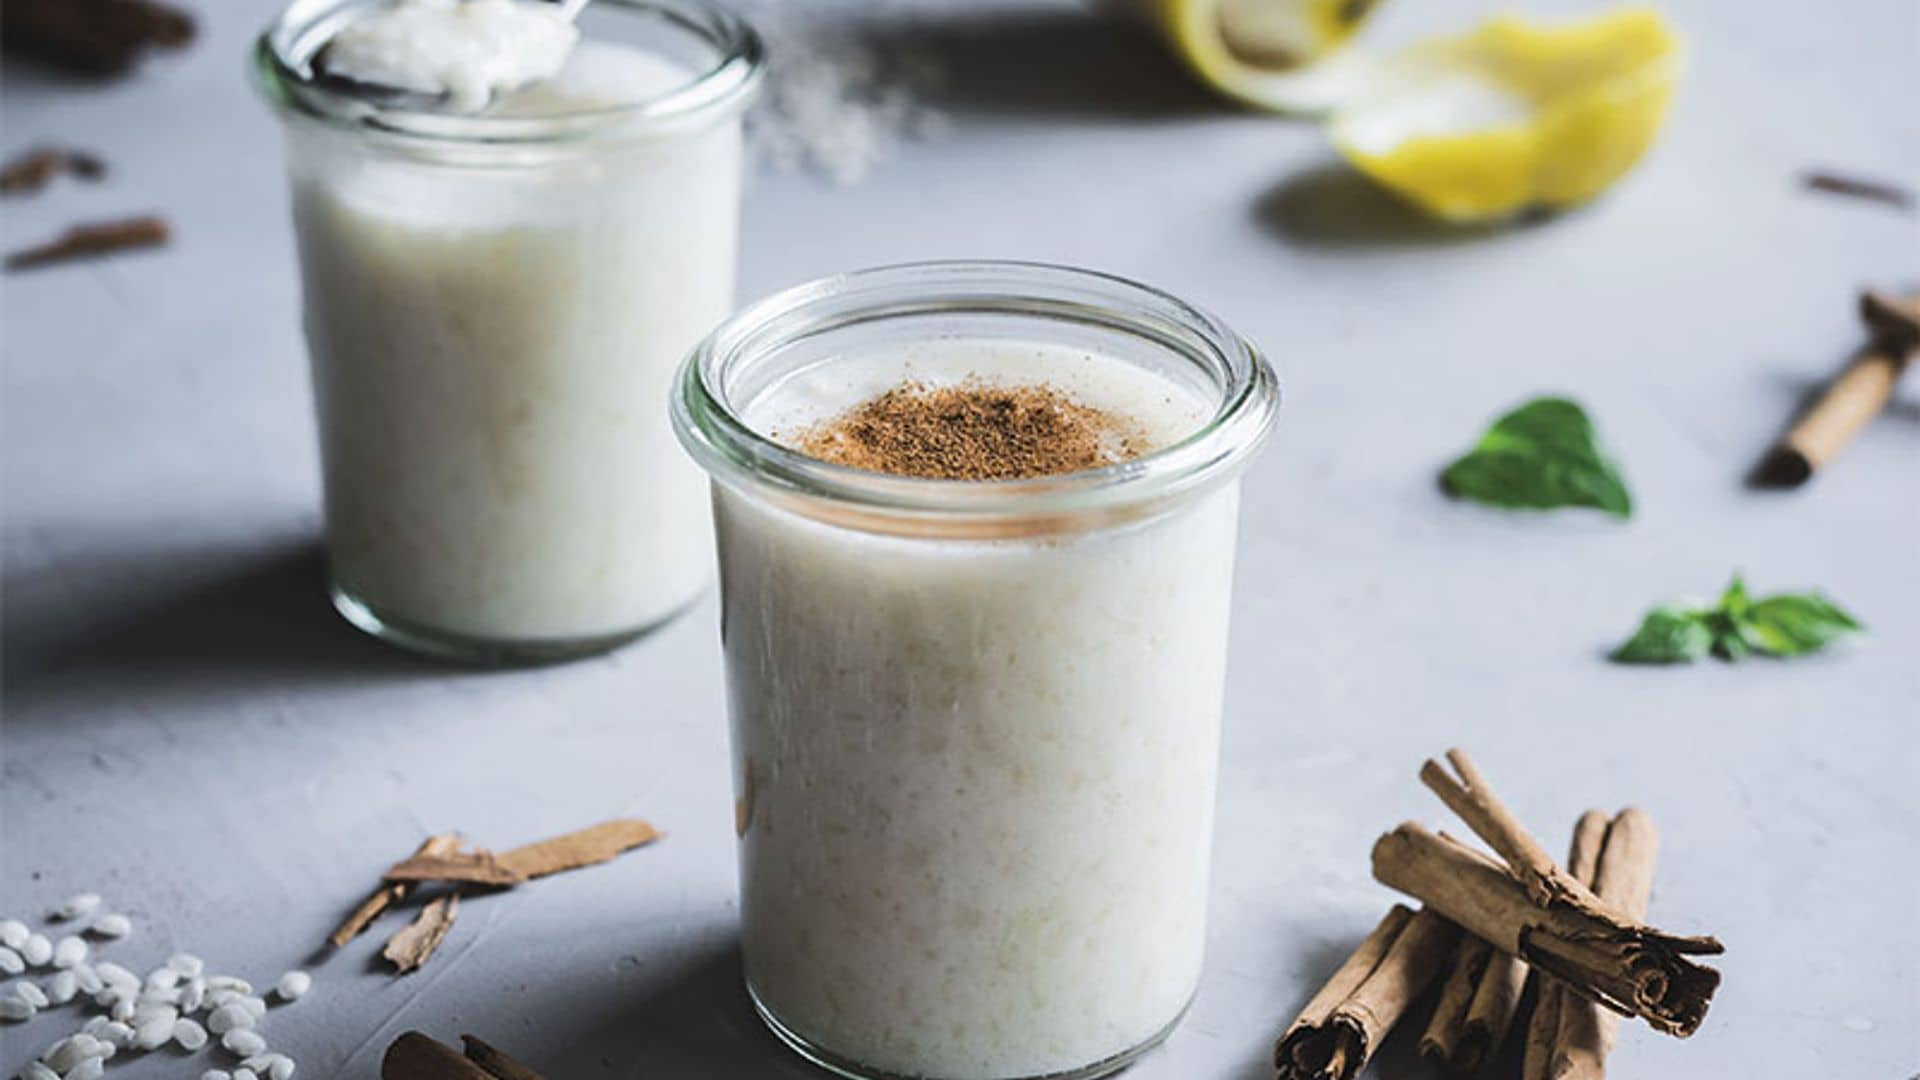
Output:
top-left (4, 0), bottom-right (1916, 1077)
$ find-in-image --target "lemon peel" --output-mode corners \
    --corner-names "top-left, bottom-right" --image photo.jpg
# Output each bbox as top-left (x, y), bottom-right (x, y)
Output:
top-left (1327, 7), bottom-right (1684, 222)
top-left (1142, 0), bottom-right (1389, 114)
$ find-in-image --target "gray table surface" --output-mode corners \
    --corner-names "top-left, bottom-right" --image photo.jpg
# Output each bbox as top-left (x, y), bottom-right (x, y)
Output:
top-left (4, 0), bottom-right (1917, 1077)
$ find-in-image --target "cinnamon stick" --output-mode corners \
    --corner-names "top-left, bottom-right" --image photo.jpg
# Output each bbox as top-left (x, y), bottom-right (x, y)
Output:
top-left (495, 818), bottom-right (661, 880)
top-left (460, 1035), bottom-right (545, 1080)
top-left (384, 1032), bottom-right (497, 1080)
top-left (1802, 170), bottom-right (1914, 210)
top-left (1547, 809), bottom-right (1661, 1079)
top-left (1371, 821), bottom-right (1720, 1036)
top-left (5, 216), bottom-right (168, 272)
top-left (383, 892), bottom-right (460, 973)
top-left (1758, 291), bottom-right (1920, 486)
top-left (1522, 810), bottom-right (1611, 1080)
top-left (331, 832), bottom-right (462, 948)
top-left (1273, 904), bottom-right (1462, 1080)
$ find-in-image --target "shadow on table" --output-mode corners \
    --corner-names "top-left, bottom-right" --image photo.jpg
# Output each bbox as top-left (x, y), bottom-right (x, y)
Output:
top-left (530, 942), bottom-right (820, 1080)
top-left (830, 5), bottom-right (1221, 121)
top-left (1253, 163), bottom-right (1516, 252)
top-left (1, 533), bottom-right (442, 716)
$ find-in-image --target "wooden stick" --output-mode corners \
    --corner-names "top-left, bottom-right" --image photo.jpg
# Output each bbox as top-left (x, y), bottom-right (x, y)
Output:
top-left (1549, 809), bottom-right (1661, 1079)
top-left (1371, 822), bottom-right (1720, 1036)
top-left (330, 833), bottom-right (463, 948)
top-left (1759, 291), bottom-right (1920, 486)
top-left (1274, 905), bottom-right (1462, 1079)
top-left (1522, 810), bottom-right (1611, 1080)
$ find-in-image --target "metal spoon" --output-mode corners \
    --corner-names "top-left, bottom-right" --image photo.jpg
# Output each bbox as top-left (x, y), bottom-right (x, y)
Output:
top-left (311, 0), bottom-right (591, 111)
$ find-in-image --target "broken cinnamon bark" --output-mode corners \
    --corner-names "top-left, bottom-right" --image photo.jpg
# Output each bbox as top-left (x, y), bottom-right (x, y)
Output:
top-left (5, 216), bottom-right (168, 272)
top-left (1522, 810), bottom-right (1611, 1080)
top-left (1371, 820), bottom-right (1719, 1036)
top-left (1273, 904), bottom-right (1462, 1080)
top-left (331, 833), bottom-right (462, 948)
top-left (1547, 809), bottom-right (1661, 1079)
top-left (384, 849), bottom-right (522, 887)
top-left (384, 893), bottom-right (460, 974)
top-left (496, 818), bottom-right (661, 880)
top-left (1420, 931), bottom-right (1527, 1073)
top-left (2, 0), bottom-right (195, 77)
top-left (0, 148), bottom-right (105, 195)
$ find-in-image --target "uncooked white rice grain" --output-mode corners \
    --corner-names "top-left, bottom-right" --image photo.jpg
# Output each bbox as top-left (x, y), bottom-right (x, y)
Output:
top-left (19, 935), bottom-right (51, 967)
top-left (67, 1059), bottom-right (104, 1080)
top-left (240, 1054), bottom-right (273, 1072)
top-left (145, 967), bottom-right (180, 990)
top-left (238, 995), bottom-right (268, 1019)
top-left (180, 976), bottom-right (206, 1013)
top-left (202, 1072), bottom-right (233, 1080)
top-left (0, 920), bottom-right (27, 950)
top-left (233, 1069), bottom-right (259, 1080)
top-left (45, 970), bottom-right (79, 1004)
top-left (266, 1053), bottom-right (296, 1079)
top-left (92, 962), bottom-right (136, 989)
top-left (67, 1033), bottom-right (105, 1059)
top-left (10, 981), bottom-right (49, 1008)
top-left (55, 894), bottom-right (102, 921)
top-left (174, 1017), bottom-right (209, 1050)
top-left (0, 995), bottom-right (35, 1021)
top-left (110, 995), bottom-right (135, 1022)
top-left (70, 965), bottom-right (103, 996)
top-left (50, 937), bottom-right (85, 969)
top-left (136, 1014), bottom-right (178, 1049)
top-left (207, 1002), bottom-right (253, 1034)
top-left (272, 971), bottom-right (311, 1002)
top-left (95, 1020), bottom-right (134, 1047)
top-left (0, 948), bottom-right (21, 976)
top-left (204, 976), bottom-right (252, 994)
top-left (221, 1028), bottom-right (267, 1057)
top-left (20, 1061), bottom-right (59, 1080)
top-left (40, 1035), bottom-right (86, 1071)
top-left (88, 914), bottom-right (131, 939)
top-left (168, 953), bottom-right (205, 977)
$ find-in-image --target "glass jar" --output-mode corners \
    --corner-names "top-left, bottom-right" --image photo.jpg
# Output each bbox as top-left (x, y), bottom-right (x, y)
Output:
top-left (672, 261), bottom-right (1280, 1080)
top-left (252, 0), bottom-right (762, 663)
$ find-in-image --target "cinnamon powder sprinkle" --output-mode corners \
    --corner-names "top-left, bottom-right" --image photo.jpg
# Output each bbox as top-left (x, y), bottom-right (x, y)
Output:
top-left (795, 380), bottom-right (1151, 481)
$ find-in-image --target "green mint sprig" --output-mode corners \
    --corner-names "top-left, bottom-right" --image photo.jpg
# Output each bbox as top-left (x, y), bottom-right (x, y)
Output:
top-left (1442, 397), bottom-right (1633, 519)
top-left (1610, 574), bottom-right (1864, 664)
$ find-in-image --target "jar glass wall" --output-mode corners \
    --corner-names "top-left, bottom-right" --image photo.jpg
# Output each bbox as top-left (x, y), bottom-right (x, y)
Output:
top-left (673, 262), bottom-right (1280, 1080)
top-left (252, 0), bottom-right (762, 663)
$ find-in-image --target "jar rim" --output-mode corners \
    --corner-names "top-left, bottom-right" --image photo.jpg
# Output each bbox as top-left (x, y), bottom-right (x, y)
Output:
top-left (671, 261), bottom-right (1281, 528)
top-left (251, 0), bottom-right (764, 145)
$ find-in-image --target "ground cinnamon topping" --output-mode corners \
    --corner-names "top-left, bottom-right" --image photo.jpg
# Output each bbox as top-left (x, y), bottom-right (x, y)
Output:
top-left (795, 380), bottom-right (1149, 481)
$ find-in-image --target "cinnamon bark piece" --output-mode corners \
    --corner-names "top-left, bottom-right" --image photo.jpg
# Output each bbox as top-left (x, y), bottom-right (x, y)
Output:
top-left (5, 216), bottom-right (167, 272)
top-left (1522, 810), bottom-right (1611, 1080)
top-left (331, 833), bottom-right (463, 948)
top-left (1758, 291), bottom-right (1920, 486)
top-left (495, 818), bottom-right (661, 880)
top-left (1548, 809), bottom-right (1661, 1079)
top-left (0, 148), bottom-right (106, 195)
top-left (1273, 904), bottom-right (1462, 1080)
top-left (461, 1035), bottom-right (545, 1080)
top-left (384, 1031), bottom-right (497, 1080)
top-left (383, 893), bottom-right (460, 973)
top-left (1371, 821), bottom-right (1720, 1036)
top-left (1419, 936), bottom-right (1491, 1070)
top-left (383, 849), bottom-right (523, 887)
top-left (1802, 170), bottom-right (1914, 210)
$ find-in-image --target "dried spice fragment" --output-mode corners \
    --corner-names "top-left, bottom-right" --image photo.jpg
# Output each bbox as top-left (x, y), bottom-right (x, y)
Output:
top-left (461, 1035), bottom-right (545, 1080)
top-left (495, 818), bottom-right (661, 880)
top-left (331, 832), bottom-right (462, 948)
top-left (5, 215), bottom-right (168, 272)
top-left (383, 893), bottom-right (459, 974)
top-left (0, 147), bottom-right (106, 195)
top-left (3, 0), bottom-right (196, 77)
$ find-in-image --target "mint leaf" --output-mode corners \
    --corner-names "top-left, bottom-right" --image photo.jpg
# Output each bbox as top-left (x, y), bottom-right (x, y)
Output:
top-left (1610, 606), bottom-right (1713, 663)
top-left (1611, 575), bottom-right (1864, 665)
top-left (1442, 397), bottom-right (1632, 518)
top-left (1744, 593), bottom-right (1863, 656)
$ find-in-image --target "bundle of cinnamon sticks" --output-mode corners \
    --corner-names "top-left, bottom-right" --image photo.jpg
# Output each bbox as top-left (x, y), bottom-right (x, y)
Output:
top-left (1274, 750), bottom-right (1722, 1080)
